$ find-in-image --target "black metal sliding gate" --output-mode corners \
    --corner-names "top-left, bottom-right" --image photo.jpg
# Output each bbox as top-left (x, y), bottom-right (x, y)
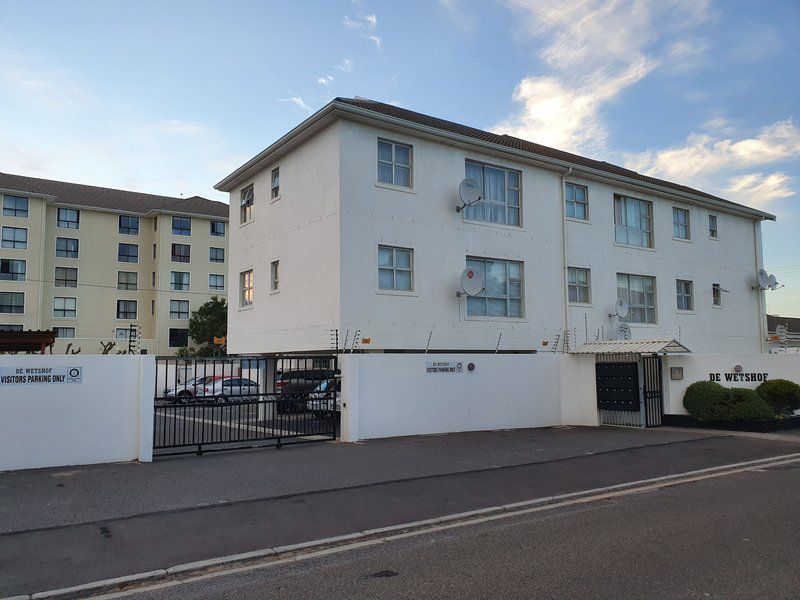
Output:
top-left (596, 354), bottom-right (663, 428)
top-left (153, 355), bottom-right (339, 456)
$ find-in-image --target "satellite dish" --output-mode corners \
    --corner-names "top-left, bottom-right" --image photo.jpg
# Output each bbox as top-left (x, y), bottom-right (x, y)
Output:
top-left (457, 178), bottom-right (482, 212)
top-left (611, 297), bottom-right (630, 319)
top-left (768, 274), bottom-right (778, 290)
top-left (757, 269), bottom-right (769, 290)
top-left (459, 267), bottom-right (484, 296)
top-left (616, 323), bottom-right (632, 341)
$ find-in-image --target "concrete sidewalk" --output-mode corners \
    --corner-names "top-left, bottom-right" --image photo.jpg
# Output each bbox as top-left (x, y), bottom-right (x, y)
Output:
top-left (1, 427), bottom-right (799, 597)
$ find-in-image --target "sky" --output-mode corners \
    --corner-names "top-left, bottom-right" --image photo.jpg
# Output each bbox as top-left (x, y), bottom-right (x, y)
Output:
top-left (0, 0), bottom-right (798, 314)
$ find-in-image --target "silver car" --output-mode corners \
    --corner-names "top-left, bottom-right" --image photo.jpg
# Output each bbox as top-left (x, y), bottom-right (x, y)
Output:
top-left (205, 377), bottom-right (260, 402)
top-left (163, 375), bottom-right (221, 402)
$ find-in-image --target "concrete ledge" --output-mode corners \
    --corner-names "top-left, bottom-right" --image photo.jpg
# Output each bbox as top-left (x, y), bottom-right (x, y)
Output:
top-left (29, 570), bottom-right (166, 600)
top-left (166, 548), bottom-right (278, 575)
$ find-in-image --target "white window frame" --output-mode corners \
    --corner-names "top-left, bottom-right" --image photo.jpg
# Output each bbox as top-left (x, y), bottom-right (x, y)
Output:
top-left (708, 214), bottom-right (718, 239)
top-left (209, 274), bottom-right (225, 291)
top-left (673, 207), bottom-right (690, 240)
top-left (377, 139), bottom-right (413, 189)
top-left (565, 183), bottom-right (589, 221)
top-left (616, 273), bottom-right (657, 324)
top-left (0, 258), bottom-right (26, 282)
top-left (676, 279), bottom-right (693, 311)
top-left (169, 299), bottom-right (190, 320)
top-left (117, 271), bottom-right (138, 291)
top-left (170, 271), bottom-right (190, 291)
top-left (567, 267), bottom-right (591, 304)
top-left (55, 237), bottom-right (79, 259)
top-left (171, 243), bottom-right (191, 263)
top-left (210, 247), bottom-right (225, 263)
top-left (463, 160), bottom-right (522, 228)
top-left (614, 195), bottom-right (653, 249)
top-left (54, 326), bottom-right (76, 338)
top-left (0, 291), bottom-right (25, 315)
top-left (53, 296), bottom-right (77, 319)
top-left (240, 184), bottom-right (254, 224)
top-left (115, 327), bottom-right (131, 340)
top-left (1, 226), bottom-right (28, 249)
top-left (271, 167), bottom-right (280, 200)
top-left (54, 266), bottom-right (78, 288)
top-left (119, 215), bottom-right (140, 235)
top-left (2, 195), bottom-right (29, 218)
top-left (465, 257), bottom-right (524, 319)
top-left (270, 260), bottom-right (279, 292)
top-left (57, 208), bottom-right (80, 229)
top-left (116, 299), bottom-right (138, 320)
top-left (118, 243), bottom-right (139, 264)
top-left (210, 220), bottom-right (226, 237)
top-left (240, 269), bottom-right (254, 308)
top-left (377, 246), bottom-right (414, 293)
top-left (172, 216), bottom-right (192, 236)
top-left (712, 283), bottom-right (723, 308)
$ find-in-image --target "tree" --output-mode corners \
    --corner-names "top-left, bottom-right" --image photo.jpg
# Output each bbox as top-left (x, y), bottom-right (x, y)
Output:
top-left (187, 296), bottom-right (227, 356)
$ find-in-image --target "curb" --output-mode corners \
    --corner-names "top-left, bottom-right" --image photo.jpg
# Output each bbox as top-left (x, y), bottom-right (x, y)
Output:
top-left (8, 452), bottom-right (800, 600)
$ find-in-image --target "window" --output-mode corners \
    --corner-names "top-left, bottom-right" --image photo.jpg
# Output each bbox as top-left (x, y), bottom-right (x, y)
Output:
top-left (210, 220), bottom-right (225, 237)
top-left (1, 226), bottom-right (27, 249)
top-left (118, 243), bottom-right (138, 263)
top-left (271, 167), bottom-right (280, 199)
top-left (56, 237), bottom-right (79, 258)
top-left (616, 273), bottom-right (656, 324)
top-left (151, 271), bottom-right (156, 286)
top-left (240, 270), bottom-right (254, 307)
top-left (153, 243), bottom-right (157, 259)
top-left (53, 297), bottom-right (77, 318)
top-left (0, 292), bottom-right (24, 314)
top-left (3, 195), bottom-right (28, 218)
top-left (115, 328), bottom-right (130, 340)
top-left (54, 327), bottom-right (75, 338)
top-left (0, 259), bottom-right (26, 281)
top-left (119, 215), bottom-right (139, 235)
top-left (0, 324), bottom-right (23, 331)
top-left (210, 247), bottom-right (225, 263)
top-left (169, 328), bottom-right (189, 347)
top-left (117, 271), bottom-right (138, 291)
top-left (614, 195), bottom-right (653, 248)
top-left (377, 139), bottom-right (412, 187)
top-left (676, 279), bottom-right (693, 311)
top-left (55, 267), bottom-right (78, 288)
top-left (57, 208), bottom-right (80, 229)
top-left (567, 267), bottom-right (591, 304)
top-left (709, 214), bottom-right (718, 239)
top-left (464, 161), bottom-right (521, 226)
top-left (172, 216), bottom-right (191, 236)
top-left (565, 183), bottom-right (588, 220)
top-left (712, 283), bottom-right (722, 307)
top-left (116, 299), bottom-right (137, 320)
top-left (240, 184), bottom-right (254, 223)
top-left (270, 260), bottom-right (280, 291)
top-left (170, 299), bottom-right (190, 319)
top-left (151, 299), bottom-right (155, 315)
top-left (170, 271), bottom-right (190, 291)
top-left (465, 257), bottom-right (523, 318)
top-left (673, 207), bottom-right (690, 240)
top-left (209, 274), bottom-right (225, 291)
top-left (378, 246), bottom-right (412, 292)
top-left (171, 243), bottom-right (190, 263)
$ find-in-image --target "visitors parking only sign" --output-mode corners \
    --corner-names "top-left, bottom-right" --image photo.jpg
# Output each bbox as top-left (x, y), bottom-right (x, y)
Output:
top-left (0, 366), bottom-right (83, 385)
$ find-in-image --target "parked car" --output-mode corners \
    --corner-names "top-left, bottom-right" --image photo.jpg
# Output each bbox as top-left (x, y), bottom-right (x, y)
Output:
top-left (275, 368), bottom-right (336, 412)
top-left (305, 378), bottom-right (341, 417)
top-left (202, 377), bottom-right (260, 402)
top-left (163, 375), bottom-right (222, 402)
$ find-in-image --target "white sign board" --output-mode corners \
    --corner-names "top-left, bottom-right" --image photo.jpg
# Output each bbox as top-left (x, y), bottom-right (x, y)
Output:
top-left (426, 361), bottom-right (463, 374)
top-left (0, 366), bottom-right (83, 386)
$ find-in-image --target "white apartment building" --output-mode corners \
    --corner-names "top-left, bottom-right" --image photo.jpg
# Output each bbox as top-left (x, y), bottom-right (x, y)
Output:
top-left (217, 98), bottom-right (775, 355)
top-left (0, 173), bottom-right (229, 354)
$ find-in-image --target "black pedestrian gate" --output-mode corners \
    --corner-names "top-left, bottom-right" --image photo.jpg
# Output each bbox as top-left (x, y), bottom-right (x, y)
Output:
top-left (153, 355), bottom-right (339, 455)
top-left (596, 354), bottom-right (663, 428)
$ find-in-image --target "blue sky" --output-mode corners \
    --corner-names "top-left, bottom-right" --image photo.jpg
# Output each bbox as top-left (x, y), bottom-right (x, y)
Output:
top-left (0, 0), bottom-right (798, 314)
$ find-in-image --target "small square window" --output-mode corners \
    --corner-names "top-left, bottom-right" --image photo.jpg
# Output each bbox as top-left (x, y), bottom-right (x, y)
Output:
top-left (56, 237), bottom-right (79, 258)
top-left (117, 271), bottom-right (138, 291)
top-left (169, 328), bottom-right (189, 348)
top-left (210, 220), bottom-right (226, 236)
top-left (676, 279), bottom-right (693, 311)
top-left (170, 271), bottom-right (190, 291)
top-left (54, 327), bottom-right (75, 338)
top-left (53, 296), bottom-right (77, 318)
top-left (172, 216), bottom-right (191, 236)
top-left (170, 299), bottom-right (190, 319)
top-left (171, 243), bottom-right (190, 263)
top-left (1, 226), bottom-right (27, 249)
top-left (119, 215), bottom-right (139, 235)
top-left (210, 247), bottom-right (225, 263)
top-left (55, 267), bottom-right (78, 288)
top-left (0, 292), bottom-right (25, 314)
top-left (614, 196), bottom-right (653, 248)
top-left (3, 195), bottom-right (29, 218)
top-left (565, 184), bottom-right (588, 220)
top-left (567, 267), bottom-right (591, 303)
top-left (57, 208), bottom-right (80, 229)
top-left (378, 246), bottom-right (413, 292)
top-left (116, 299), bottom-right (137, 320)
top-left (118, 243), bottom-right (139, 263)
top-left (209, 274), bottom-right (225, 291)
top-left (0, 259), bottom-right (26, 281)
top-left (377, 140), bottom-right (412, 188)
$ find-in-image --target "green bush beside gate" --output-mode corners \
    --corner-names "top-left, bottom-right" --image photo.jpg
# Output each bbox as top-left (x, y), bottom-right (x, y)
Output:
top-left (683, 380), bottom-right (785, 422)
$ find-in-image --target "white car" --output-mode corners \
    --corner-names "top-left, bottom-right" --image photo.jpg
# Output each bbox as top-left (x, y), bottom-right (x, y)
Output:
top-left (163, 375), bottom-right (222, 401)
top-left (203, 377), bottom-right (261, 402)
top-left (305, 379), bottom-right (341, 416)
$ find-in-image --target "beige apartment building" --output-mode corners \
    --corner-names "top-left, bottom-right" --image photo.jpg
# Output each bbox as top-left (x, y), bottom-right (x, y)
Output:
top-left (0, 172), bottom-right (229, 355)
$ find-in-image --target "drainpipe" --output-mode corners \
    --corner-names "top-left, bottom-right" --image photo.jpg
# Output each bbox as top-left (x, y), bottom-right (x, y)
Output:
top-left (560, 167), bottom-right (573, 351)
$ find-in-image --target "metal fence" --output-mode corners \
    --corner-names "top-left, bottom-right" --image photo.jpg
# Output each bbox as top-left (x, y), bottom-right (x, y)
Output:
top-left (153, 355), bottom-right (339, 455)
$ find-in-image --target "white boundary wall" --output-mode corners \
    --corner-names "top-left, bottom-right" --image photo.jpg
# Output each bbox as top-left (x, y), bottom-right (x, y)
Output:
top-left (663, 354), bottom-right (800, 415)
top-left (339, 353), bottom-right (598, 441)
top-left (0, 355), bottom-right (155, 471)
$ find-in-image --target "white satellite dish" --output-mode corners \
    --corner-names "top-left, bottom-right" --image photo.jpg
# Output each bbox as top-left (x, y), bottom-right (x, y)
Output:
top-left (768, 274), bottom-right (778, 290)
top-left (756, 269), bottom-right (770, 290)
top-left (458, 267), bottom-right (484, 296)
top-left (616, 323), bottom-right (632, 341)
top-left (609, 297), bottom-right (630, 319)
top-left (456, 178), bottom-right (482, 212)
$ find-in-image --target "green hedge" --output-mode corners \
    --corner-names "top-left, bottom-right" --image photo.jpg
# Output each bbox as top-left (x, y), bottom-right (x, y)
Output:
top-left (756, 379), bottom-right (800, 416)
top-left (683, 381), bottom-right (777, 422)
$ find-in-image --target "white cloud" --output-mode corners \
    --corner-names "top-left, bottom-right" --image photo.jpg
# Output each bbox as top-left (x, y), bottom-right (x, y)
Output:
top-left (725, 173), bottom-right (794, 208)
top-left (278, 96), bottom-right (313, 114)
top-left (336, 58), bottom-right (354, 72)
top-left (317, 75), bottom-right (334, 86)
top-left (343, 13), bottom-right (376, 30)
top-left (364, 14), bottom-right (377, 28)
top-left (364, 34), bottom-right (382, 50)
top-left (342, 15), bottom-right (360, 29)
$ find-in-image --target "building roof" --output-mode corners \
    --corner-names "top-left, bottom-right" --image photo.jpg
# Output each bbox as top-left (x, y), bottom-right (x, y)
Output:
top-left (0, 172), bottom-right (229, 219)
top-left (216, 97), bottom-right (775, 222)
top-left (572, 339), bottom-right (691, 355)
top-left (767, 314), bottom-right (800, 334)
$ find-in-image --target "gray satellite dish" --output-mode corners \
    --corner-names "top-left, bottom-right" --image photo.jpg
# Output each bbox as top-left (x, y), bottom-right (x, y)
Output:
top-left (459, 267), bottom-right (484, 296)
top-left (616, 323), bottom-right (632, 341)
top-left (610, 297), bottom-right (630, 319)
top-left (768, 274), bottom-right (778, 290)
top-left (457, 178), bottom-right (482, 212)
top-left (757, 269), bottom-right (770, 290)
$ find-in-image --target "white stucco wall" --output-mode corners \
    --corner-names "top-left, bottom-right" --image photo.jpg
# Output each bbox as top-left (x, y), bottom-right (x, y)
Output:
top-left (662, 353), bottom-right (800, 414)
top-left (0, 355), bottom-right (155, 471)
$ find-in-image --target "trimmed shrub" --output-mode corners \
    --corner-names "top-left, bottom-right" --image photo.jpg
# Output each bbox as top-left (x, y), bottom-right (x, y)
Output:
top-left (726, 388), bottom-right (776, 421)
top-left (683, 381), bottom-right (731, 422)
top-left (756, 379), bottom-right (800, 416)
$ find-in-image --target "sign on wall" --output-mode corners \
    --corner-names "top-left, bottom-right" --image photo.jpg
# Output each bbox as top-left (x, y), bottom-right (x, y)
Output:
top-left (0, 366), bottom-right (83, 386)
top-left (426, 361), bottom-right (463, 374)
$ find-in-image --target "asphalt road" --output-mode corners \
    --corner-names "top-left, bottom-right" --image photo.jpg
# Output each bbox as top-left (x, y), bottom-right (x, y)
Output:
top-left (126, 462), bottom-right (800, 600)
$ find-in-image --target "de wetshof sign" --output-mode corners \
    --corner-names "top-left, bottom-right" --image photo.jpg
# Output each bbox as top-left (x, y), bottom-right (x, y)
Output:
top-left (709, 371), bottom-right (768, 383)
top-left (0, 366), bottom-right (83, 386)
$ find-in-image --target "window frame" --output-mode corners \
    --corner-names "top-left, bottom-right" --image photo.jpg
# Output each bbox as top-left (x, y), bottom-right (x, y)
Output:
top-left (57, 208), bottom-right (80, 229)
top-left (377, 245), bottom-right (414, 293)
top-left (53, 296), bottom-right (77, 319)
top-left (565, 183), bottom-right (589, 221)
top-left (0, 291), bottom-right (25, 314)
top-left (240, 269), bottom-right (254, 308)
top-left (0, 258), bottom-right (26, 282)
top-left (115, 299), bottom-right (138, 320)
top-left (170, 271), bottom-right (190, 291)
top-left (117, 270), bottom-right (138, 291)
top-left (240, 184), bottom-right (254, 224)
top-left (676, 279), bottom-right (694, 312)
top-left (376, 139), bottom-right (413, 189)
top-left (169, 299), bottom-right (190, 320)
top-left (464, 256), bottom-right (524, 320)
top-left (169, 328), bottom-right (189, 348)
top-left (172, 216), bottom-right (192, 236)
top-left (118, 215), bottom-right (140, 235)
top-left (54, 326), bottom-right (76, 338)
top-left (2, 195), bottom-right (29, 218)
top-left (210, 247), bottom-right (225, 263)
top-left (708, 214), bottom-right (718, 239)
top-left (271, 167), bottom-right (280, 200)
top-left (270, 260), bottom-right (280, 292)
top-left (672, 207), bottom-right (691, 240)
top-left (117, 242), bottom-right (139, 263)
top-left (462, 160), bottom-right (522, 228)
top-left (171, 243), bottom-right (191, 263)
top-left (54, 266), bottom-right (78, 288)
top-left (567, 267), bottom-right (591, 304)
top-left (712, 283), bottom-right (723, 308)
top-left (209, 273), bottom-right (225, 291)
top-left (55, 237), bottom-right (79, 259)
top-left (1, 226), bottom-right (28, 249)
top-left (210, 220), bottom-right (226, 237)
top-left (616, 273), bottom-right (657, 324)
top-left (614, 195), bottom-right (653, 249)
